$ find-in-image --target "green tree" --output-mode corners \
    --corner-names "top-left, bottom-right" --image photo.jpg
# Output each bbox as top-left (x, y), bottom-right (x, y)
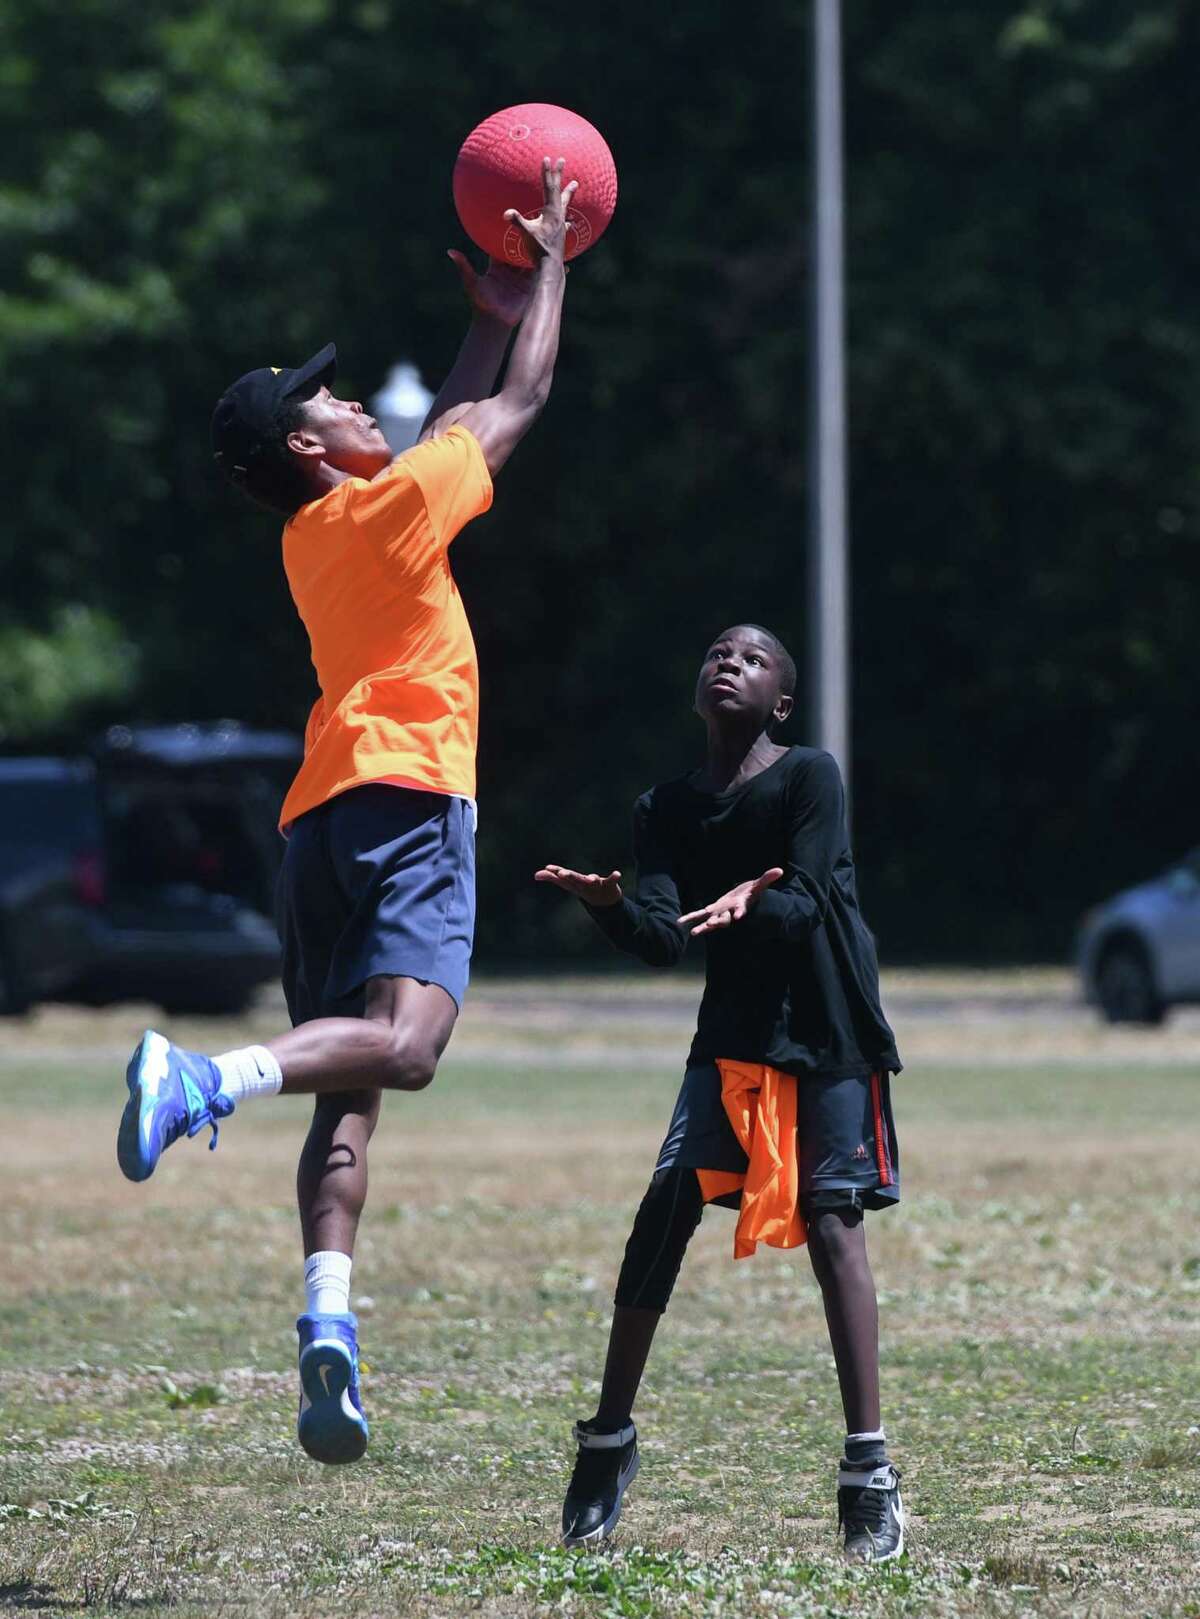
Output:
top-left (1, 0), bottom-right (1195, 961)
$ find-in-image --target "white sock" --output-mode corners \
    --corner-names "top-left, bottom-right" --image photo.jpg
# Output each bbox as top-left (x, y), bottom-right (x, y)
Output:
top-left (304, 1251), bottom-right (353, 1317)
top-left (213, 1045), bottom-right (283, 1105)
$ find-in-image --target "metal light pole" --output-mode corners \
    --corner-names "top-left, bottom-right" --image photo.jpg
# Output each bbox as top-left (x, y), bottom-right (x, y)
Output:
top-left (809, 0), bottom-right (850, 794)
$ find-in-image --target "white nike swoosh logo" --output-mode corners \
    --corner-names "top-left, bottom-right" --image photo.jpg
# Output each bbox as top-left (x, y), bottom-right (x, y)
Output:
top-left (318, 1363), bottom-right (332, 1396)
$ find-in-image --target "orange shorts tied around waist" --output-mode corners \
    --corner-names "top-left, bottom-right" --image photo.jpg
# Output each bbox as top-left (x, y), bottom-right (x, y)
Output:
top-left (697, 1060), bottom-right (808, 1260)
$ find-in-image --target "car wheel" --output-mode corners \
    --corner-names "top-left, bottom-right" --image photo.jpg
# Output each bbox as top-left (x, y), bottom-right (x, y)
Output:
top-left (1096, 941), bottom-right (1165, 1026)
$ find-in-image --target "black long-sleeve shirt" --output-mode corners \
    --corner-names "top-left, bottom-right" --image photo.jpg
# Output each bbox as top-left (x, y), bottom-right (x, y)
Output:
top-left (587, 746), bottom-right (900, 1078)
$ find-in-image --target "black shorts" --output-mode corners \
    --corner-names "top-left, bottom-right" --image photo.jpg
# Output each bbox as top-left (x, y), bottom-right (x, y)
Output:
top-left (655, 1061), bottom-right (900, 1211)
top-left (276, 784), bottom-right (476, 1025)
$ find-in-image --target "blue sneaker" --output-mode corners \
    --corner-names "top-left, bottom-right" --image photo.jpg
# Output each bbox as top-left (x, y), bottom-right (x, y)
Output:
top-left (117, 1030), bottom-right (233, 1183)
top-left (296, 1313), bottom-right (369, 1465)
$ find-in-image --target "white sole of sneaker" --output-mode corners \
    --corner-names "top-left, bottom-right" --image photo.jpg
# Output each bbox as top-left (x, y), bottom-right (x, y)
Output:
top-left (117, 1030), bottom-right (169, 1183)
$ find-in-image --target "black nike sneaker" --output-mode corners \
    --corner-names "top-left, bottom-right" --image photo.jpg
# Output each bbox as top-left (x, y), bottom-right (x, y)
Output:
top-left (560, 1419), bottom-right (640, 1547)
top-left (837, 1459), bottom-right (905, 1562)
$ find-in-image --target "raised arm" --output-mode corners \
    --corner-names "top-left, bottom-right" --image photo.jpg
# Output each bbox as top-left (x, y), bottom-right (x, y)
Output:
top-left (416, 257), bottom-right (532, 438)
top-left (423, 157), bottom-right (574, 478)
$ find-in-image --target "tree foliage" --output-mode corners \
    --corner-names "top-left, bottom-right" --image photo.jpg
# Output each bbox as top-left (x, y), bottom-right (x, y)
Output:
top-left (1, 0), bottom-right (1196, 961)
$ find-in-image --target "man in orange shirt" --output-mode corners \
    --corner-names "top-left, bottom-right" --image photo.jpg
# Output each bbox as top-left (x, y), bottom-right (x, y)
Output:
top-left (116, 159), bottom-right (576, 1467)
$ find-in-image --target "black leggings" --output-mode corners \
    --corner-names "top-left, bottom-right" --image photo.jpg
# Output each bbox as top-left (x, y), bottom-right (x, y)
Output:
top-left (613, 1166), bottom-right (867, 1313)
top-left (613, 1168), bottom-right (706, 1312)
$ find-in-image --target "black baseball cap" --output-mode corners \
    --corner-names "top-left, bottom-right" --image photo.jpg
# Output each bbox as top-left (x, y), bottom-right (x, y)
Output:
top-left (211, 342), bottom-right (337, 479)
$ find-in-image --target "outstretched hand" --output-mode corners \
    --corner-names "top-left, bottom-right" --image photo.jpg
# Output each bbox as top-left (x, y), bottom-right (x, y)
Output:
top-left (534, 864), bottom-right (623, 907)
top-left (504, 156), bottom-right (579, 264)
top-left (447, 251), bottom-right (533, 328)
top-left (676, 867), bottom-right (784, 936)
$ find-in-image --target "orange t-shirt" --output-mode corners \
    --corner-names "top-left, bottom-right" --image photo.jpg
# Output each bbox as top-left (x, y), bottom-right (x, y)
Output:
top-left (277, 425), bottom-right (492, 830)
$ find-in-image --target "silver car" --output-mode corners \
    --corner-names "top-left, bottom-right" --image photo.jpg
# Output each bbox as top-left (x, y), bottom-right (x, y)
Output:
top-left (1077, 850), bottom-right (1200, 1024)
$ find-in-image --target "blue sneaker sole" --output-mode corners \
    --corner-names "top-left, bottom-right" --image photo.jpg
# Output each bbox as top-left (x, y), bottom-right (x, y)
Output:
top-left (298, 1339), bottom-right (368, 1465)
top-left (117, 1031), bottom-right (164, 1183)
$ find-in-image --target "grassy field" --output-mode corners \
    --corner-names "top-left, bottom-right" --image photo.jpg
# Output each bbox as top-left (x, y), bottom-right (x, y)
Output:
top-left (1, 975), bottom-right (1198, 1618)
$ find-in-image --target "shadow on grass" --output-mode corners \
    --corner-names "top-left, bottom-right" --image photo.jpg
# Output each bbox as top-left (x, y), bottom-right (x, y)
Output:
top-left (0, 1585), bottom-right (56, 1613)
top-left (0, 1577), bottom-right (164, 1612)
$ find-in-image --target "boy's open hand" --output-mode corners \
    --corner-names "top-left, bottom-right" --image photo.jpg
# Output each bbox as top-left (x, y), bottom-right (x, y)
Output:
top-left (534, 865), bottom-right (623, 907)
top-left (677, 867), bottom-right (784, 936)
top-left (505, 157), bottom-right (579, 264)
top-left (447, 251), bottom-right (533, 328)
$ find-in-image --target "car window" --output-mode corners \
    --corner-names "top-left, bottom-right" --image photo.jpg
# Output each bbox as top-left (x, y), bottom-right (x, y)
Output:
top-left (104, 778), bottom-right (278, 911)
top-left (1166, 863), bottom-right (1200, 898)
top-left (0, 778), bottom-right (100, 853)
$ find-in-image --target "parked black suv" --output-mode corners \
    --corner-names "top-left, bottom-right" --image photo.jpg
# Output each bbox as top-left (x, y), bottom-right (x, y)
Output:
top-left (0, 722), bottom-right (300, 1016)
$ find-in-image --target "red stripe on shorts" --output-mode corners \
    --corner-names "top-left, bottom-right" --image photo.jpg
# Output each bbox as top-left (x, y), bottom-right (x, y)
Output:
top-left (870, 1070), bottom-right (893, 1187)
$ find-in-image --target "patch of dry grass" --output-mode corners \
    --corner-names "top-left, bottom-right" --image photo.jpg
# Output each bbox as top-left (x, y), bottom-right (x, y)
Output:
top-left (0, 976), bottom-right (1198, 1617)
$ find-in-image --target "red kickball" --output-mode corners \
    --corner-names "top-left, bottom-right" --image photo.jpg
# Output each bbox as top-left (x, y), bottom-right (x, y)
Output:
top-left (453, 103), bottom-right (618, 268)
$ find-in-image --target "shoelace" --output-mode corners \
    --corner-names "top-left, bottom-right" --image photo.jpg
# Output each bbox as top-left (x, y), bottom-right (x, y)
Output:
top-left (177, 1067), bottom-right (234, 1151)
top-left (840, 1483), bottom-right (892, 1537)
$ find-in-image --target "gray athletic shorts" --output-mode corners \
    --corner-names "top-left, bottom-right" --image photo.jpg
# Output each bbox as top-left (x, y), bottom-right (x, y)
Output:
top-left (277, 784), bottom-right (476, 1024)
top-left (655, 1061), bottom-right (900, 1211)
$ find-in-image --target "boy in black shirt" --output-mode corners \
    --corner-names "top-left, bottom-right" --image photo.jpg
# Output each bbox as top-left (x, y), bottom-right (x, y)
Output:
top-left (535, 624), bottom-right (904, 1562)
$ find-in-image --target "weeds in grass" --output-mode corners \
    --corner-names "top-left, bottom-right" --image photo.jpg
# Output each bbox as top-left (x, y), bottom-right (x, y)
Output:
top-left (0, 1490), bottom-right (132, 1524)
top-left (80, 1563), bottom-right (132, 1608)
top-left (162, 1379), bottom-right (224, 1410)
top-left (1139, 1436), bottom-right (1200, 1470)
top-left (380, 1544), bottom-right (926, 1618)
top-left (982, 1551), bottom-right (1057, 1589)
